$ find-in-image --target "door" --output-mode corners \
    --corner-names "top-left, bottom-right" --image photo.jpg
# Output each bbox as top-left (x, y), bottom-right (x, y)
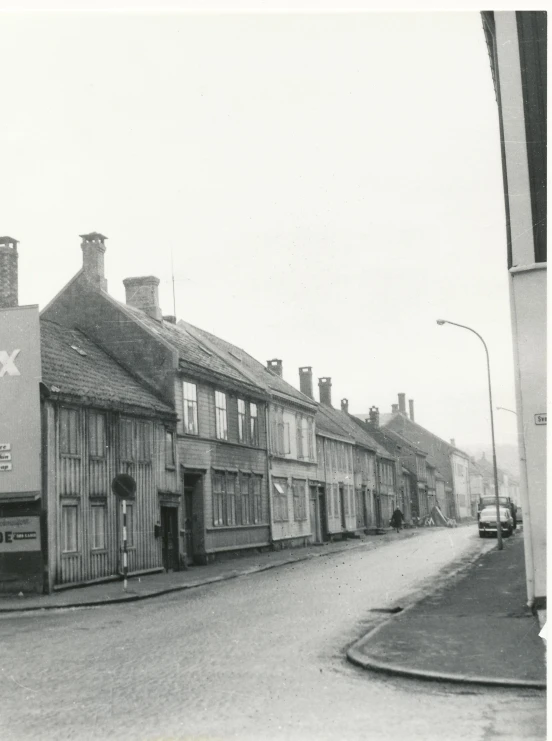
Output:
top-left (318, 487), bottom-right (328, 541)
top-left (183, 472), bottom-right (203, 565)
top-left (375, 495), bottom-right (382, 529)
top-left (183, 489), bottom-right (194, 563)
top-left (339, 485), bottom-right (347, 529)
top-left (309, 495), bottom-right (317, 543)
top-left (160, 506), bottom-right (179, 572)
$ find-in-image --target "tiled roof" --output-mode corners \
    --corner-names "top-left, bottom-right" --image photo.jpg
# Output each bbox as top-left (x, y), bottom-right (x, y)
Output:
top-left (320, 406), bottom-right (394, 459)
top-left (316, 407), bottom-right (355, 441)
top-left (40, 319), bottom-right (174, 416)
top-left (180, 320), bottom-right (316, 408)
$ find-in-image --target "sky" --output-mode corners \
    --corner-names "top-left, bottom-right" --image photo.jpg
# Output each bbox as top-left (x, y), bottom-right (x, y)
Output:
top-left (1, 11), bottom-right (521, 451)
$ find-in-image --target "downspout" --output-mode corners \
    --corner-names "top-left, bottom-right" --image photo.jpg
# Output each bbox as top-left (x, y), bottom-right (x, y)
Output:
top-left (264, 402), bottom-right (274, 548)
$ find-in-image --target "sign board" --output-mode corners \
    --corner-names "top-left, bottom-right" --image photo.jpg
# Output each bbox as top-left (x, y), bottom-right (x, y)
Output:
top-left (0, 306), bottom-right (42, 500)
top-left (112, 473), bottom-right (137, 500)
top-left (535, 413), bottom-right (547, 425)
top-left (0, 516), bottom-right (41, 553)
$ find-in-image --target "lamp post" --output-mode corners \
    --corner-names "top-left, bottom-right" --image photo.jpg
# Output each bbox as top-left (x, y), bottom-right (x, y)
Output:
top-left (497, 406), bottom-right (517, 416)
top-left (436, 319), bottom-right (503, 550)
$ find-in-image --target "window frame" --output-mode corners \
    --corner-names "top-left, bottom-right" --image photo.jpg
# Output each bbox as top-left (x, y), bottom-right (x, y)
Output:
top-left (292, 479), bottom-right (307, 521)
top-left (215, 390), bottom-right (228, 441)
top-left (237, 399), bottom-right (247, 444)
top-left (182, 381), bottom-right (199, 436)
top-left (61, 504), bottom-right (79, 554)
top-left (60, 407), bottom-right (81, 457)
top-left (250, 403), bottom-right (259, 446)
top-left (90, 504), bottom-right (107, 551)
top-left (165, 428), bottom-right (176, 469)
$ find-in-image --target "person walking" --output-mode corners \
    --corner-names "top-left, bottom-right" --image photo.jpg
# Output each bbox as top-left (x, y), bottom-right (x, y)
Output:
top-left (390, 507), bottom-right (404, 533)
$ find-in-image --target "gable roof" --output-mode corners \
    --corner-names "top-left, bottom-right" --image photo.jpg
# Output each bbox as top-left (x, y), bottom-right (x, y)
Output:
top-left (318, 405), bottom-right (395, 459)
top-left (316, 406), bottom-right (355, 442)
top-left (40, 319), bottom-right (174, 417)
top-left (179, 320), bottom-right (317, 409)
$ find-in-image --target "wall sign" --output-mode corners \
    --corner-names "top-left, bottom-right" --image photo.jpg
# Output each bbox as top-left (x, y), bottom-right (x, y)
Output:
top-left (0, 516), bottom-right (41, 553)
top-left (534, 413), bottom-right (547, 425)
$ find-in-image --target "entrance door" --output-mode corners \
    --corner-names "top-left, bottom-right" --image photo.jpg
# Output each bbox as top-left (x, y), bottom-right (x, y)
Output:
top-left (375, 495), bottom-right (382, 529)
top-left (183, 472), bottom-right (203, 565)
top-left (339, 485), bottom-right (347, 529)
top-left (160, 506), bottom-right (179, 572)
top-left (318, 487), bottom-right (328, 541)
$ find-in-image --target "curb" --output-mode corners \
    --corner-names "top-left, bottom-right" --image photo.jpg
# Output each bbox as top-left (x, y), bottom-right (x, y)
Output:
top-left (346, 538), bottom-right (546, 690)
top-left (0, 529), bottom-right (426, 614)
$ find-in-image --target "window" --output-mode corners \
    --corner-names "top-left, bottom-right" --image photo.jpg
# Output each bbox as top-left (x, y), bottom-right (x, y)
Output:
top-left (119, 418), bottom-right (134, 461)
top-left (273, 480), bottom-right (289, 522)
top-left (213, 472), bottom-right (225, 527)
top-left (307, 418), bottom-right (314, 461)
top-left (240, 474), bottom-right (251, 525)
top-left (165, 429), bottom-right (175, 468)
top-left (250, 403), bottom-right (259, 446)
top-left (238, 399), bottom-right (246, 443)
top-left (183, 381), bottom-right (199, 435)
top-left (226, 473), bottom-right (237, 526)
top-left (215, 391), bottom-right (228, 440)
top-left (91, 505), bottom-right (106, 550)
top-left (62, 506), bottom-right (78, 553)
top-left (252, 476), bottom-right (263, 524)
top-left (136, 422), bottom-right (151, 462)
top-left (317, 437), bottom-right (324, 468)
top-left (331, 442), bottom-right (338, 473)
top-left (88, 412), bottom-right (106, 458)
top-left (60, 408), bottom-right (80, 455)
top-left (296, 415), bottom-right (304, 459)
top-left (293, 479), bottom-right (307, 521)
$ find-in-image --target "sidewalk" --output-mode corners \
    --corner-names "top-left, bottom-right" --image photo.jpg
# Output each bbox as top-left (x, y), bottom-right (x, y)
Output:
top-left (0, 527), bottom-right (425, 613)
top-left (348, 530), bottom-right (546, 689)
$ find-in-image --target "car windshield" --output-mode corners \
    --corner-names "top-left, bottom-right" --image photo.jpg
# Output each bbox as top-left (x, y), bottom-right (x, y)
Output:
top-left (480, 507), bottom-right (508, 518)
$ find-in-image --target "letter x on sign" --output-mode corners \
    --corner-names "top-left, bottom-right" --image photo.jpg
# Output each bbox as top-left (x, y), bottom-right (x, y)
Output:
top-left (0, 350), bottom-right (21, 377)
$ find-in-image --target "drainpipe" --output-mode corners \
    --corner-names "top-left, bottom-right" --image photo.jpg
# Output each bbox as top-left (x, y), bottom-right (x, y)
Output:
top-left (264, 402), bottom-right (274, 548)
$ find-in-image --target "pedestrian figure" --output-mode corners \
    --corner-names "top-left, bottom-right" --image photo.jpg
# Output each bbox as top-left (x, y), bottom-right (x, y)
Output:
top-left (390, 508), bottom-right (404, 533)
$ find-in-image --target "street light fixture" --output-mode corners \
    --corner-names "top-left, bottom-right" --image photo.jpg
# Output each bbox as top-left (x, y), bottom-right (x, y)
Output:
top-left (436, 318), bottom-right (503, 550)
top-left (497, 406), bottom-right (517, 416)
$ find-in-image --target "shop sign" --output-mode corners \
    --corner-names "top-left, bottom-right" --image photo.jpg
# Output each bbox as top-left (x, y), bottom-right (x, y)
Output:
top-left (0, 516), bottom-right (41, 553)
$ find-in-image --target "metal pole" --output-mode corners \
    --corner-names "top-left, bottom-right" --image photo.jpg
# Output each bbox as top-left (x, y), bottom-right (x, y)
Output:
top-left (122, 498), bottom-right (128, 590)
top-left (436, 319), bottom-right (503, 550)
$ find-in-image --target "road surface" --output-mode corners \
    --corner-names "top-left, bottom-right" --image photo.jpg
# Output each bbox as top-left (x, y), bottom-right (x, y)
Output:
top-left (0, 526), bottom-right (545, 741)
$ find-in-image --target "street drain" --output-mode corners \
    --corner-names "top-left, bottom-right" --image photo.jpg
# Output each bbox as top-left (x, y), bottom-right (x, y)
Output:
top-left (370, 606), bottom-right (403, 614)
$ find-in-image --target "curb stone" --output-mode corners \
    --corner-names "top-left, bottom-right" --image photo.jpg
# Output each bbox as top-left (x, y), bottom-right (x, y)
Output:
top-left (0, 528), bottom-right (427, 614)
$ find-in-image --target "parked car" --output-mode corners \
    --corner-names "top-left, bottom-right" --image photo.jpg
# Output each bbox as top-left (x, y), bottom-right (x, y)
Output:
top-left (478, 495), bottom-right (517, 527)
top-left (478, 505), bottom-right (513, 538)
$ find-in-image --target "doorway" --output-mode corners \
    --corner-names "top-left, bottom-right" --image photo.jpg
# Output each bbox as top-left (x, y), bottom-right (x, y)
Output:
top-left (160, 505), bottom-right (179, 572)
top-left (183, 472), bottom-right (203, 565)
top-left (339, 485), bottom-right (347, 529)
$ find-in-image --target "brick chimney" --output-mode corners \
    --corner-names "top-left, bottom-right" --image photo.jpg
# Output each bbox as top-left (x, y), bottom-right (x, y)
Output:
top-left (163, 315), bottom-right (176, 324)
top-left (80, 232), bottom-right (108, 291)
top-left (341, 398), bottom-right (349, 414)
top-left (409, 399), bottom-right (415, 421)
top-left (0, 236), bottom-right (19, 308)
top-left (391, 403), bottom-right (399, 414)
top-left (369, 406), bottom-right (380, 427)
top-left (450, 438), bottom-right (456, 448)
top-left (267, 359), bottom-right (283, 377)
top-left (123, 276), bottom-right (162, 321)
top-left (299, 366), bottom-right (313, 398)
top-left (398, 393), bottom-right (406, 415)
top-left (318, 377), bottom-right (332, 407)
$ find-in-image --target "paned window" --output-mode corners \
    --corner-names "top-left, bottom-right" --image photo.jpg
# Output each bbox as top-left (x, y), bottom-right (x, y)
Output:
top-left (331, 442), bottom-right (338, 473)
top-left (165, 429), bottom-right (175, 468)
top-left (273, 480), bottom-right (289, 522)
top-left (307, 418), bottom-right (314, 461)
top-left (119, 418), bottom-right (134, 461)
top-left (91, 505), bottom-right (106, 550)
top-left (240, 474), bottom-right (251, 525)
top-left (238, 399), bottom-right (247, 443)
top-left (60, 408), bottom-right (80, 455)
top-left (226, 473), bottom-right (237, 526)
top-left (136, 422), bottom-right (151, 462)
top-left (293, 479), bottom-right (307, 521)
top-left (213, 472), bottom-right (225, 527)
top-left (183, 381), bottom-right (199, 435)
top-left (296, 415), bottom-right (304, 459)
top-left (317, 437), bottom-right (324, 468)
top-left (252, 476), bottom-right (263, 524)
top-left (250, 403), bottom-right (259, 446)
top-left (88, 412), bottom-right (106, 458)
top-left (62, 505), bottom-right (78, 553)
top-left (215, 391), bottom-right (228, 440)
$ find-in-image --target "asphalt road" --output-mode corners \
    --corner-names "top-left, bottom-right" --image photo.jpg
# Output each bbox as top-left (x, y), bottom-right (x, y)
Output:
top-left (0, 527), bottom-right (545, 741)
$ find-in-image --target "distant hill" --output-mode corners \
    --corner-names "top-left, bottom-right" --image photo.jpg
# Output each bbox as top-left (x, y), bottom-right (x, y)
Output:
top-left (461, 443), bottom-right (520, 479)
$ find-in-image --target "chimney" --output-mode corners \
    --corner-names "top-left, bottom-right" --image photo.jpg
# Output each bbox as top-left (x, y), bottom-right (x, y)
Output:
top-left (299, 366), bottom-right (313, 398)
top-left (369, 406), bottom-right (380, 427)
top-left (450, 438), bottom-right (456, 448)
top-left (267, 359), bottom-right (283, 377)
top-left (409, 399), bottom-right (415, 421)
top-left (391, 403), bottom-right (399, 414)
top-left (80, 232), bottom-right (108, 291)
top-left (123, 276), bottom-right (162, 321)
top-left (398, 393), bottom-right (406, 415)
top-left (0, 236), bottom-right (19, 308)
top-left (318, 377), bottom-right (332, 406)
top-left (163, 315), bottom-right (176, 324)
top-left (341, 398), bottom-right (349, 414)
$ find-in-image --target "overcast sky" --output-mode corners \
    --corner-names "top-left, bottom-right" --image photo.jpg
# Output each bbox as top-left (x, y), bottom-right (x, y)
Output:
top-left (2, 11), bottom-right (520, 450)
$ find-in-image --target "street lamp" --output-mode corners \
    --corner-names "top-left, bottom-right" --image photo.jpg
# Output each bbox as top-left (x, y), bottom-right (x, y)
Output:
top-left (436, 319), bottom-right (503, 550)
top-left (497, 406), bottom-right (517, 416)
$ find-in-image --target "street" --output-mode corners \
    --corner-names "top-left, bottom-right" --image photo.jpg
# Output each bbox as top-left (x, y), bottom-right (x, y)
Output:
top-left (0, 527), bottom-right (545, 741)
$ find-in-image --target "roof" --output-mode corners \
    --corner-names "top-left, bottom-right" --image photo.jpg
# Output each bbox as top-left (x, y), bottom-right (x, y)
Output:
top-left (319, 405), bottom-right (394, 459)
top-left (40, 319), bottom-right (174, 417)
top-left (316, 406), bottom-right (355, 442)
top-left (179, 320), bottom-right (316, 409)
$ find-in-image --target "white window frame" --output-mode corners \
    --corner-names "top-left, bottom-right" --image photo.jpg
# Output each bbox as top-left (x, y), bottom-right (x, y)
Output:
top-left (62, 505), bottom-right (79, 553)
top-left (183, 381), bottom-right (199, 435)
top-left (91, 504), bottom-right (107, 550)
top-left (215, 391), bottom-right (228, 440)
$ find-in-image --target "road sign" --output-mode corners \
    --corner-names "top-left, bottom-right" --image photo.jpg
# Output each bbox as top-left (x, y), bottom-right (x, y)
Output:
top-left (111, 474), bottom-right (137, 500)
top-left (535, 413), bottom-right (547, 425)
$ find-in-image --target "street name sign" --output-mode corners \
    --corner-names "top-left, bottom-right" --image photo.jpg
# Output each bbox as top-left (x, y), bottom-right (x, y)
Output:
top-left (534, 413), bottom-right (547, 425)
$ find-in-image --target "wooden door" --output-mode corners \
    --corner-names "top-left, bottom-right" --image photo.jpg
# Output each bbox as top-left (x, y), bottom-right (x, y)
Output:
top-left (160, 506), bottom-right (179, 572)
